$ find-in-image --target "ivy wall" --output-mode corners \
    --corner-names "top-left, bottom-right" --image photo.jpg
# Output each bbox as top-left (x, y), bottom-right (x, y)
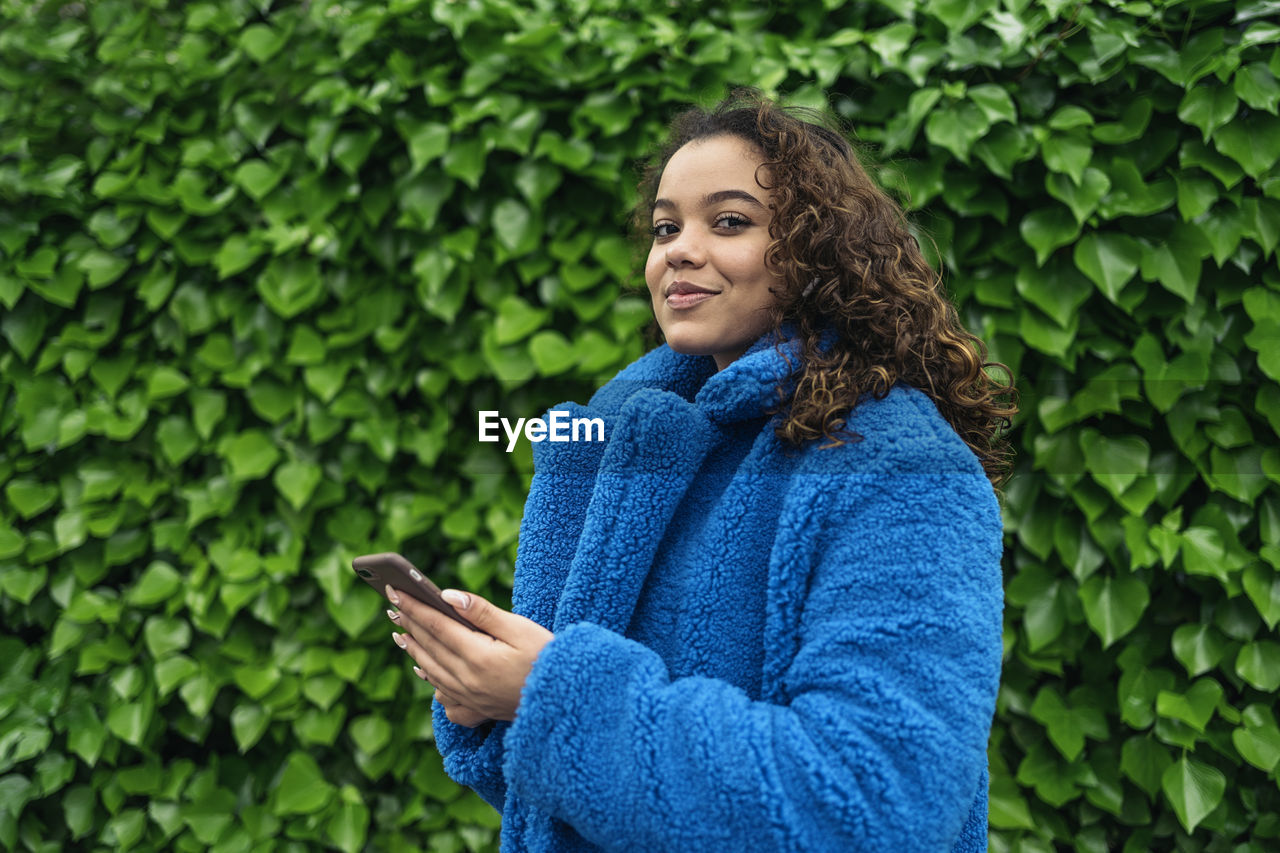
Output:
top-left (1, 0), bottom-right (1278, 850)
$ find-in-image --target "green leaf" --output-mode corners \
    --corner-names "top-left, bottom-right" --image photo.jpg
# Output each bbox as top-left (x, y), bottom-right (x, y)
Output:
top-left (441, 137), bottom-right (487, 187)
top-left (1214, 113), bottom-right (1280, 178)
top-left (513, 159), bottom-right (562, 205)
top-left (1196, 203), bottom-right (1245, 266)
top-left (246, 377), bottom-right (296, 424)
top-left (327, 799), bottom-right (370, 853)
top-left (1243, 562), bottom-right (1280, 629)
top-left (106, 698), bottom-right (154, 746)
top-left (1021, 579), bottom-right (1066, 651)
top-left (146, 366), bottom-right (190, 401)
top-left (16, 245), bottom-right (57, 279)
top-left (1044, 106), bottom-right (1091, 131)
top-left (1170, 623), bottom-right (1231, 677)
top-left (398, 172), bottom-right (453, 229)
top-left (1, 298), bottom-right (47, 361)
top-left (232, 160), bottom-right (284, 202)
top-left (1029, 686), bottom-right (1104, 761)
top-left (1235, 62), bottom-right (1280, 112)
top-left (1235, 640), bottom-right (1280, 691)
top-left (1073, 232), bottom-right (1141, 303)
top-left (534, 131), bottom-right (592, 170)
top-left (1042, 130), bottom-right (1092, 185)
top-left (333, 129), bottom-right (381, 178)
top-left (5, 479), bottom-right (59, 519)
top-left (1121, 736), bottom-right (1172, 797)
top-left (396, 119), bottom-right (450, 174)
top-left (967, 84), bottom-right (1016, 125)
top-left (1180, 138), bottom-right (1243, 189)
top-left (233, 661), bottom-right (281, 700)
top-left (1244, 196), bottom-right (1280, 258)
top-left (63, 785), bottom-right (95, 839)
top-left (1079, 429), bottom-right (1149, 497)
top-left (1175, 172), bottom-right (1219, 221)
top-left (987, 769), bottom-right (1034, 830)
top-left (1232, 704), bottom-right (1280, 772)
top-left (1161, 755), bottom-right (1226, 833)
top-left (127, 561), bottom-right (182, 607)
top-left (143, 615), bottom-right (192, 658)
top-left (273, 751), bottom-right (335, 815)
top-left (239, 24), bottom-right (285, 63)
top-left (256, 256), bottom-right (323, 319)
top-left (1020, 205), bottom-right (1079, 266)
top-left (191, 389), bottom-right (227, 441)
top-left (492, 198), bottom-right (536, 255)
top-left (285, 325), bottom-right (328, 365)
top-left (1180, 526), bottom-right (1228, 582)
top-left (1119, 666), bottom-right (1174, 729)
top-left (154, 655), bottom-right (198, 696)
top-left (1046, 168), bottom-right (1110, 225)
top-left (76, 249), bottom-right (129, 289)
top-left (924, 101), bottom-right (989, 163)
top-left (156, 415), bottom-right (200, 465)
top-left (274, 460), bottom-right (323, 510)
top-left (1177, 85), bottom-right (1238, 142)
top-left (348, 714), bottom-right (392, 754)
top-left (220, 430), bottom-right (281, 481)
top-left (1156, 678), bottom-right (1223, 732)
top-left (1018, 302), bottom-right (1076, 358)
top-left (231, 702), bottom-right (270, 752)
top-left (1079, 573), bottom-right (1149, 648)
top-left (493, 295), bottom-right (549, 345)
top-left (65, 702), bottom-right (106, 765)
top-left (102, 809), bottom-right (146, 848)
top-left (528, 330), bottom-right (577, 375)
top-left (926, 0), bottom-right (997, 35)
top-left (170, 283), bottom-right (217, 334)
top-left (1140, 241), bottom-right (1200, 303)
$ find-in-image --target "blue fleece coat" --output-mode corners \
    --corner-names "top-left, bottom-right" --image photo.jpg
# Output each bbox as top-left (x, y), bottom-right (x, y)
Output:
top-left (433, 331), bottom-right (1005, 852)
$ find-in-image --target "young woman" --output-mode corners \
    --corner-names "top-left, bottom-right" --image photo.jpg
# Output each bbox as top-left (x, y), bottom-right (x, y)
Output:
top-left (385, 90), bottom-right (1016, 851)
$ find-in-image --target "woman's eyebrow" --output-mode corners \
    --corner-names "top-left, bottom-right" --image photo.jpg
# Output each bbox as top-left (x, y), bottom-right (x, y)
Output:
top-left (653, 189), bottom-right (767, 211)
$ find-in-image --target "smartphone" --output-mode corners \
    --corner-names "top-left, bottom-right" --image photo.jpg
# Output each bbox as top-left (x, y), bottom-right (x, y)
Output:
top-left (351, 552), bottom-right (488, 635)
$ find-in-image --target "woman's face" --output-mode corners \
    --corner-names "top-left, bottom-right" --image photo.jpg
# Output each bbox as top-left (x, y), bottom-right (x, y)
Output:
top-left (645, 135), bottom-right (783, 371)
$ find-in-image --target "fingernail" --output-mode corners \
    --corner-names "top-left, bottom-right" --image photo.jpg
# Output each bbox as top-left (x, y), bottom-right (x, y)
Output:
top-left (413, 666), bottom-right (427, 680)
top-left (386, 608), bottom-right (399, 622)
top-left (385, 585), bottom-right (400, 605)
top-left (442, 589), bottom-right (469, 610)
top-left (392, 632), bottom-right (407, 649)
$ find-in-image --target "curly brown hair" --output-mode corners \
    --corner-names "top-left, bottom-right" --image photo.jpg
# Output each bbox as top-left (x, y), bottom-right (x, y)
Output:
top-left (631, 89), bottom-right (1018, 487)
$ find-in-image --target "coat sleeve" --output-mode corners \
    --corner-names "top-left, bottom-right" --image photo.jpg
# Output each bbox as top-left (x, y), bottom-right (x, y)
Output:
top-left (500, 458), bottom-right (1005, 851)
top-left (431, 699), bottom-right (510, 810)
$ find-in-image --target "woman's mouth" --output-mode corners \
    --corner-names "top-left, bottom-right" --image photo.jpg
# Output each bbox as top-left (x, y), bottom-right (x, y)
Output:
top-left (666, 281), bottom-right (719, 309)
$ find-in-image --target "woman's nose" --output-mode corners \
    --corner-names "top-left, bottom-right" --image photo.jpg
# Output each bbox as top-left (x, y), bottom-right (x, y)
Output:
top-left (666, 230), bottom-right (705, 267)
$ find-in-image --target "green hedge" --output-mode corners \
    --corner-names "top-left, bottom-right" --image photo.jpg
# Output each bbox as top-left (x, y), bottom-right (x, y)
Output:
top-left (1, 0), bottom-right (1278, 850)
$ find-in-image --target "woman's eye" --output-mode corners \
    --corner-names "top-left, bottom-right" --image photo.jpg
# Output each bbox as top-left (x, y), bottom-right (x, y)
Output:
top-left (716, 214), bottom-right (750, 229)
top-left (651, 222), bottom-right (678, 238)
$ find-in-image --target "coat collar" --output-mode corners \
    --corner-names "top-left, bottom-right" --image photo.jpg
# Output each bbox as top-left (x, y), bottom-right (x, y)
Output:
top-left (587, 327), bottom-right (806, 426)
top-left (531, 328), bottom-right (816, 633)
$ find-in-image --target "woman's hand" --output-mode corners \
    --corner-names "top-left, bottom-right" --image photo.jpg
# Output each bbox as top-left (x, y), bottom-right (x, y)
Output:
top-left (387, 585), bottom-right (553, 727)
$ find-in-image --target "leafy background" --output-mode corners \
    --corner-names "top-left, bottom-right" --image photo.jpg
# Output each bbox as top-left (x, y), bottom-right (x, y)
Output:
top-left (1, 0), bottom-right (1278, 850)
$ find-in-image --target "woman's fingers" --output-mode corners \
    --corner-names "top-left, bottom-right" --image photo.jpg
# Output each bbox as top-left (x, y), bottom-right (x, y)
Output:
top-left (385, 586), bottom-right (553, 721)
top-left (433, 687), bottom-right (490, 728)
top-left (387, 587), bottom-right (496, 660)
top-left (393, 627), bottom-right (463, 694)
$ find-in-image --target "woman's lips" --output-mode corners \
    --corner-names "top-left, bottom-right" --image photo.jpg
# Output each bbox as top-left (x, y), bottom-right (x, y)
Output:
top-left (666, 281), bottom-right (719, 309)
top-left (667, 291), bottom-right (718, 309)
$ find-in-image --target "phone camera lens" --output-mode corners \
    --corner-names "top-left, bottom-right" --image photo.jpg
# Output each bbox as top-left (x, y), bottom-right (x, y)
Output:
top-left (356, 568), bottom-right (374, 578)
